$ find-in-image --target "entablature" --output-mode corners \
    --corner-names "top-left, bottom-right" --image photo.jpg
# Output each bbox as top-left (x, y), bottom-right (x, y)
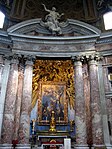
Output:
top-left (0, 18), bottom-right (112, 57)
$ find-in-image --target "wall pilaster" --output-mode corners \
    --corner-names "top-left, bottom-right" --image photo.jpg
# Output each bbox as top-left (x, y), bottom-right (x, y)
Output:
top-left (0, 56), bottom-right (11, 141)
top-left (97, 59), bottom-right (111, 147)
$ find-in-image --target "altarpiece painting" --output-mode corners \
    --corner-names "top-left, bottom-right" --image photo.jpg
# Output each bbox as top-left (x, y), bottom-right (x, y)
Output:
top-left (38, 82), bottom-right (68, 124)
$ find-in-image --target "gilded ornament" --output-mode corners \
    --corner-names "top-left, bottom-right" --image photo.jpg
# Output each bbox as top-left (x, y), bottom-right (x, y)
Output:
top-left (31, 60), bottom-right (75, 112)
top-left (49, 111), bottom-right (57, 133)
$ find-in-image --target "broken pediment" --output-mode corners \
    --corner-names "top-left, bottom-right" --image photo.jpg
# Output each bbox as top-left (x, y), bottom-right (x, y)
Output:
top-left (7, 18), bottom-right (101, 37)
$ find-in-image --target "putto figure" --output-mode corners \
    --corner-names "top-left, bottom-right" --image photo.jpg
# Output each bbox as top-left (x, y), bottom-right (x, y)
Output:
top-left (42, 4), bottom-right (64, 35)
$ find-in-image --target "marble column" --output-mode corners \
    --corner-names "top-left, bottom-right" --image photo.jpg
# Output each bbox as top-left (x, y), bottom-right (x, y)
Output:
top-left (83, 64), bottom-right (92, 145)
top-left (72, 56), bottom-right (88, 149)
top-left (13, 62), bottom-right (24, 140)
top-left (18, 56), bottom-right (33, 146)
top-left (1, 55), bottom-right (19, 144)
top-left (0, 56), bottom-right (10, 140)
top-left (106, 97), bottom-right (112, 145)
top-left (88, 55), bottom-right (104, 148)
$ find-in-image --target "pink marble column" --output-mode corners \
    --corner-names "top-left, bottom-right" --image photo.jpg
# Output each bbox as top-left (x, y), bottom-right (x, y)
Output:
top-left (106, 97), bottom-right (112, 142)
top-left (1, 55), bottom-right (19, 144)
top-left (73, 56), bottom-right (88, 148)
top-left (88, 55), bottom-right (104, 147)
top-left (18, 57), bottom-right (33, 144)
top-left (13, 63), bottom-right (24, 140)
top-left (83, 64), bottom-right (92, 145)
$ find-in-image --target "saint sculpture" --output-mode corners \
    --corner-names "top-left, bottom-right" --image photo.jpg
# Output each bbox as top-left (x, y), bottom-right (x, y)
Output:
top-left (42, 4), bottom-right (64, 35)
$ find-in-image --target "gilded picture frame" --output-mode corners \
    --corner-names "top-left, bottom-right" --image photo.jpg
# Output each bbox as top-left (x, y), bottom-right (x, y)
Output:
top-left (38, 81), bottom-right (68, 124)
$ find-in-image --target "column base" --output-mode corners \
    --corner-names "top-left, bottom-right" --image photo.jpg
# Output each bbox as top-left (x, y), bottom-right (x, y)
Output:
top-left (91, 144), bottom-right (112, 149)
top-left (15, 144), bottom-right (31, 149)
top-left (74, 144), bottom-right (89, 149)
top-left (32, 145), bottom-right (42, 149)
top-left (0, 144), bottom-right (13, 149)
top-left (105, 144), bottom-right (112, 149)
top-left (73, 144), bottom-right (112, 149)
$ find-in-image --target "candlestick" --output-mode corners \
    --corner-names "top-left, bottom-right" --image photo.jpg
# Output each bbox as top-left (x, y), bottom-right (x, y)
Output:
top-left (59, 117), bottom-right (60, 123)
top-left (38, 116), bottom-right (39, 123)
top-left (32, 119), bottom-right (36, 134)
top-left (46, 116), bottom-right (47, 123)
top-left (70, 120), bottom-right (75, 132)
top-left (58, 117), bottom-right (61, 130)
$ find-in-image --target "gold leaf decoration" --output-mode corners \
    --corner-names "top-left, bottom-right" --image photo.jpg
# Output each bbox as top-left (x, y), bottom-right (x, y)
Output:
top-left (32, 60), bottom-right (75, 110)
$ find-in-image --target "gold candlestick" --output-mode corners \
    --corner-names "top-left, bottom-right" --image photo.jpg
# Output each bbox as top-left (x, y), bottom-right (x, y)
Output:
top-left (59, 117), bottom-right (60, 123)
top-left (32, 119), bottom-right (36, 134)
top-left (46, 116), bottom-right (47, 123)
top-left (49, 111), bottom-right (56, 133)
top-left (70, 120), bottom-right (75, 132)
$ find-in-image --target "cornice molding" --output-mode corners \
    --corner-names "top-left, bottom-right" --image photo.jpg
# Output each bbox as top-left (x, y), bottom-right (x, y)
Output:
top-left (9, 33), bottom-right (99, 44)
top-left (96, 31), bottom-right (112, 45)
top-left (0, 30), bottom-right (11, 44)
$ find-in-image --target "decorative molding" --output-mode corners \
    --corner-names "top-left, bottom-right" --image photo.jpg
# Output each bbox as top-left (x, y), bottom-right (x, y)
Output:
top-left (7, 18), bottom-right (101, 36)
top-left (2, 54), bottom-right (12, 61)
top-left (0, 18), bottom-right (112, 57)
top-left (2, 54), bottom-right (23, 64)
top-left (71, 54), bottom-right (103, 64)
top-left (24, 55), bottom-right (36, 66)
top-left (96, 32), bottom-right (112, 45)
top-left (0, 30), bottom-right (11, 44)
top-left (10, 54), bottom-right (20, 64)
top-left (71, 55), bottom-right (85, 62)
top-left (85, 54), bottom-right (103, 63)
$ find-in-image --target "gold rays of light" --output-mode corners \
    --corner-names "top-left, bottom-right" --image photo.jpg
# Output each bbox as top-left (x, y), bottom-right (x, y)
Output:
top-left (32, 59), bottom-right (75, 110)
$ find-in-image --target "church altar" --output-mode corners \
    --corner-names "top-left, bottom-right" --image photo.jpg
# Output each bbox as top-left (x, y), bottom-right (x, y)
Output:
top-left (37, 130), bottom-right (68, 144)
top-left (35, 131), bottom-right (70, 149)
top-left (30, 109), bottom-right (73, 149)
top-left (30, 78), bottom-right (75, 148)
